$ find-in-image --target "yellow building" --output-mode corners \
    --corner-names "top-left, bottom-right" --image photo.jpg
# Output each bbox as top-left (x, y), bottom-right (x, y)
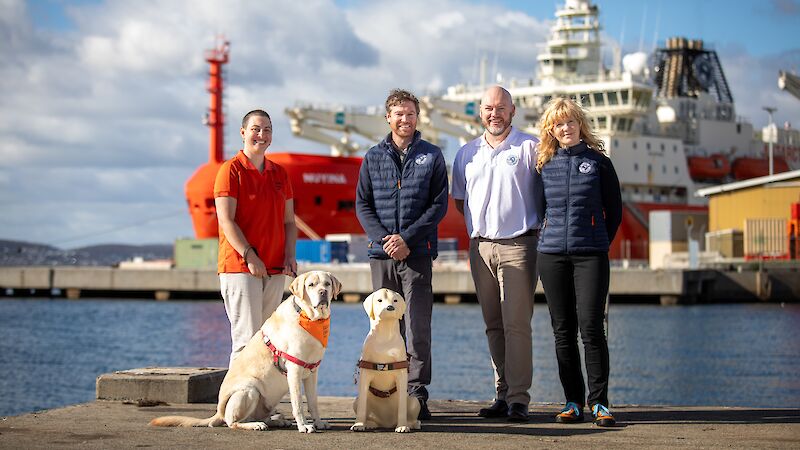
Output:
top-left (696, 170), bottom-right (800, 258)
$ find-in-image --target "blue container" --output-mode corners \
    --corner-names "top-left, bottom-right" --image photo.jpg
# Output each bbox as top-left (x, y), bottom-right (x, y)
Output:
top-left (295, 240), bottom-right (332, 264)
top-left (329, 241), bottom-right (349, 263)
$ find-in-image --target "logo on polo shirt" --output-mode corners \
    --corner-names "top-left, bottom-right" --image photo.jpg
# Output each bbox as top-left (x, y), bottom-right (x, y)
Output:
top-left (506, 154), bottom-right (519, 166)
top-left (415, 154), bottom-right (428, 165)
top-left (579, 161), bottom-right (593, 174)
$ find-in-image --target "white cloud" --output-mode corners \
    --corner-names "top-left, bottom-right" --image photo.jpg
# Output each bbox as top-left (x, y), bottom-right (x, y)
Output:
top-left (1, 0), bottom-right (798, 248)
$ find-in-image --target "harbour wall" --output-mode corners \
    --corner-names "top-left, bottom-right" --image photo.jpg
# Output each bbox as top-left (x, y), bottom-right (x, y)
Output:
top-left (1, 264), bottom-right (798, 304)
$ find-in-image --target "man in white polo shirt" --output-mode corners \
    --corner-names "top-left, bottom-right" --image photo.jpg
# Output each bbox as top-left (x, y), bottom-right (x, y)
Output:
top-left (452, 85), bottom-right (541, 422)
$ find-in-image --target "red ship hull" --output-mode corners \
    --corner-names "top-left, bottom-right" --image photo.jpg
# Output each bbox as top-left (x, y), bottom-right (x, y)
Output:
top-left (268, 153), bottom-right (470, 250)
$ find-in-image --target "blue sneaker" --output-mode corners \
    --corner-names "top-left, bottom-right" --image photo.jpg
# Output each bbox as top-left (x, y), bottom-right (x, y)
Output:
top-left (555, 402), bottom-right (584, 423)
top-left (592, 404), bottom-right (616, 427)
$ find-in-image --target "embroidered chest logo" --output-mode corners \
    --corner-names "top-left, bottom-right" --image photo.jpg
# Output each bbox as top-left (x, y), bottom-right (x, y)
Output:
top-left (415, 154), bottom-right (428, 165)
top-left (578, 161), bottom-right (593, 174)
top-left (506, 154), bottom-right (519, 166)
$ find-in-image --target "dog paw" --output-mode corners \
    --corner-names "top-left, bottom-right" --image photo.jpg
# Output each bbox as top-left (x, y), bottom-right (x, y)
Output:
top-left (350, 423), bottom-right (366, 432)
top-left (314, 419), bottom-right (330, 430)
top-left (230, 421), bottom-right (268, 431)
top-left (395, 425), bottom-right (412, 433)
top-left (267, 414), bottom-right (293, 428)
top-left (297, 423), bottom-right (317, 433)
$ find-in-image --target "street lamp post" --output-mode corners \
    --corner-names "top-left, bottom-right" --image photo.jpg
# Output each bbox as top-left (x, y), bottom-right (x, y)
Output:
top-left (763, 106), bottom-right (777, 176)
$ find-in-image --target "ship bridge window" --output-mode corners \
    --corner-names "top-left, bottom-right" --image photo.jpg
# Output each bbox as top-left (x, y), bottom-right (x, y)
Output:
top-left (593, 92), bottom-right (604, 107)
top-left (597, 116), bottom-right (607, 129)
top-left (621, 90), bottom-right (629, 105)
top-left (608, 91), bottom-right (618, 105)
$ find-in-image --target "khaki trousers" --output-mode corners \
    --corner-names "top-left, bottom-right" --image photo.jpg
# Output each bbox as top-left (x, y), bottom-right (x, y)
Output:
top-left (219, 273), bottom-right (286, 365)
top-left (469, 234), bottom-right (537, 406)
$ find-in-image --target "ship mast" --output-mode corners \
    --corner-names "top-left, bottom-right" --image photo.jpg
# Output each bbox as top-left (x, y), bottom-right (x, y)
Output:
top-left (205, 37), bottom-right (229, 163)
top-left (538, 0), bottom-right (603, 86)
top-left (185, 37), bottom-right (230, 239)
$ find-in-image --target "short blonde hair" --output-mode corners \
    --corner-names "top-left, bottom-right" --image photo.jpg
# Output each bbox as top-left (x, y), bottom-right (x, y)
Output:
top-left (536, 98), bottom-right (605, 172)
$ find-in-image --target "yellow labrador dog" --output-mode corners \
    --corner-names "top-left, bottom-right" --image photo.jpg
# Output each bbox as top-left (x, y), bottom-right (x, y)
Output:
top-left (150, 271), bottom-right (341, 433)
top-left (351, 288), bottom-right (421, 432)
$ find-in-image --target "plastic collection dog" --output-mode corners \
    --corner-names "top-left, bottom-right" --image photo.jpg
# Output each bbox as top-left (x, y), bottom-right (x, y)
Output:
top-left (351, 288), bottom-right (421, 432)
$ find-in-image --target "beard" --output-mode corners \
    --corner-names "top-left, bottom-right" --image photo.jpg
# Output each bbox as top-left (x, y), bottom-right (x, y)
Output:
top-left (484, 120), bottom-right (510, 136)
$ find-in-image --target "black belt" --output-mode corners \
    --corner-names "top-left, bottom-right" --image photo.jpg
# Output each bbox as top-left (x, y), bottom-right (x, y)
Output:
top-left (476, 229), bottom-right (538, 241)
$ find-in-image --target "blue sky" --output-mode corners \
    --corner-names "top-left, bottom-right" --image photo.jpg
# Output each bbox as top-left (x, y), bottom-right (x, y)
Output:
top-left (2, 0), bottom-right (799, 247)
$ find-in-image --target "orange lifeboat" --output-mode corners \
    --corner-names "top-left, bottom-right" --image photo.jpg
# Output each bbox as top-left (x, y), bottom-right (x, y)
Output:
top-left (731, 156), bottom-right (790, 180)
top-left (687, 153), bottom-right (730, 181)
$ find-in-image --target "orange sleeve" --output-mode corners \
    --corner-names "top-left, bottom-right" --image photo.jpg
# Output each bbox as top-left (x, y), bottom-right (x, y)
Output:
top-left (214, 160), bottom-right (239, 198)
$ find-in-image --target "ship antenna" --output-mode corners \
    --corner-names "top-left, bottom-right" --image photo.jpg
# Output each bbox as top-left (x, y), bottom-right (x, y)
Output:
top-left (638, 4), bottom-right (647, 53)
top-left (651, 1), bottom-right (661, 52)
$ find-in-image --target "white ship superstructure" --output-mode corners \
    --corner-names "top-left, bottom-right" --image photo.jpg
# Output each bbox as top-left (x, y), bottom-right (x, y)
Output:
top-left (284, 0), bottom-right (794, 259)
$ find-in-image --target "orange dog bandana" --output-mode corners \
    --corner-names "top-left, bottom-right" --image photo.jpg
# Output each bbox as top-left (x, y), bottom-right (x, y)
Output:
top-left (299, 312), bottom-right (330, 347)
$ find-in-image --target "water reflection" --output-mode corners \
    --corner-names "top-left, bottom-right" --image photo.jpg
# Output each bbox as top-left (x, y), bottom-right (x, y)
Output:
top-left (0, 299), bottom-right (798, 417)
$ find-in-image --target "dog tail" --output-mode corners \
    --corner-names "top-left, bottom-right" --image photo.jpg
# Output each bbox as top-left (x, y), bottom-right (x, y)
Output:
top-left (149, 414), bottom-right (224, 428)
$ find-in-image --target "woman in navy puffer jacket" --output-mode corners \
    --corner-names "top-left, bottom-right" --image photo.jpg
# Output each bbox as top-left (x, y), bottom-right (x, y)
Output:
top-left (533, 98), bottom-right (622, 427)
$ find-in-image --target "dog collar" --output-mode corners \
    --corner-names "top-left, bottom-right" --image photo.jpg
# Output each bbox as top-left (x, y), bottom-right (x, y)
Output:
top-left (357, 360), bottom-right (409, 371)
top-left (369, 385), bottom-right (398, 398)
top-left (262, 331), bottom-right (322, 375)
top-left (293, 299), bottom-right (330, 347)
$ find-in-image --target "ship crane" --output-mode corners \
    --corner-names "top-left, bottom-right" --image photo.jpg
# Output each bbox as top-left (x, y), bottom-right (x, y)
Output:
top-left (779, 70), bottom-right (800, 102)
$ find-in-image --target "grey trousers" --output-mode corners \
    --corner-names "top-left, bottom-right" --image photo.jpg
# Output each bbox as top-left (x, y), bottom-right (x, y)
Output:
top-left (220, 273), bottom-right (286, 365)
top-left (369, 256), bottom-right (433, 401)
top-left (469, 234), bottom-right (537, 406)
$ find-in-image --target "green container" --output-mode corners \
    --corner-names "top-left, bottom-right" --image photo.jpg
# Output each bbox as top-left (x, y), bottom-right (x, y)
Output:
top-left (174, 238), bottom-right (219, 269)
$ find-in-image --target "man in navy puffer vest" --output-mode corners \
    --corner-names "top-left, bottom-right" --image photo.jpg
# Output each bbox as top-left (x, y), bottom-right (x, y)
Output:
top-left (356, 89), bottom-right (449, 421)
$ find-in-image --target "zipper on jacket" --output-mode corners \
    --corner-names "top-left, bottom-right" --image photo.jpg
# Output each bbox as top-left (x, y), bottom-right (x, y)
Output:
top-left (564, 150), bottom-right (572, 253)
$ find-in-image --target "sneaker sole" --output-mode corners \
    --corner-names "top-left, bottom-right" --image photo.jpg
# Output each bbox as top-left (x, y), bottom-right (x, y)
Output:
top-left (555, 415), bottom-right (584, 423)
top-left (594, 418), bottom-right (615, 427)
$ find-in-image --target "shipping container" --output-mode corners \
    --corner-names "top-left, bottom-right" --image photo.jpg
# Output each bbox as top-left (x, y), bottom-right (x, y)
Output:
top-left (174, 238), bottom-right (218, 269)
top-left (296, 240), bottom-right (332, 264)
top-left (744, 218), bottom-right (788, 259)
top-left (705, 229), bottom-right (744, 258)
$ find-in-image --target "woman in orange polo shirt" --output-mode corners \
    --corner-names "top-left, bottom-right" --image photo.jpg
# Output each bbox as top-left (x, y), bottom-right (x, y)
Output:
top-left (214, 109), bottom-right (297, 364)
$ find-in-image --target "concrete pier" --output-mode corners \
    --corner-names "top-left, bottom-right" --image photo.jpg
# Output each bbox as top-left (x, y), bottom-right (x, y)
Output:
top-left (2, 398), bottom-right (798, 449)
top-left (1, 264), bottom-right (799, 303)
top-left (3, 367), bottom-right (798, 448)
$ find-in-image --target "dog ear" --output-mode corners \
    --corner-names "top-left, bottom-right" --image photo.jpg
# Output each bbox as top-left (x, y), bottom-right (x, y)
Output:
top-left (363, 291), bottom-right (375, 320)
top-left (289, 272), bottom-right (307, 298)
top-left (394, 291), bottom-right (407, 317)
top-left (327, 272), bottom-right (342, 298)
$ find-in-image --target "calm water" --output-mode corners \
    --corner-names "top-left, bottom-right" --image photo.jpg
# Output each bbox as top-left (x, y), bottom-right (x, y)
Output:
top-left (1, 298), bottom-right (799, 417)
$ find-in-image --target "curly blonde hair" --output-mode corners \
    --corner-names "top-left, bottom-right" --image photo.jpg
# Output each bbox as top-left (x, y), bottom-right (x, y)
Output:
top-left (536, 98), bottom-right (605, 172)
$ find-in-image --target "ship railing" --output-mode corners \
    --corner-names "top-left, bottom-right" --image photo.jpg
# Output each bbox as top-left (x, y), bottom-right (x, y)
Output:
top-left (291, 101), bottom-right (385, 116)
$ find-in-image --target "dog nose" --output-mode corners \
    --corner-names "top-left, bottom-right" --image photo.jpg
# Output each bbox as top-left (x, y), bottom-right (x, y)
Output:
top-left (386, 305), bottom-right (395, 311)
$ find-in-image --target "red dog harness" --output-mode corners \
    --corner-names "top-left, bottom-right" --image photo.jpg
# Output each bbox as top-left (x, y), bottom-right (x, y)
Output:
top-left (261, 300), bottom-right (328, 375)
top-left (262, 331), bottom-right (322, 375)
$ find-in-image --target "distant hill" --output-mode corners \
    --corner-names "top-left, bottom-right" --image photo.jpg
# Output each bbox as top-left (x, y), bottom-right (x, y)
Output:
top-left (0, 240), bottom-right (173, 266)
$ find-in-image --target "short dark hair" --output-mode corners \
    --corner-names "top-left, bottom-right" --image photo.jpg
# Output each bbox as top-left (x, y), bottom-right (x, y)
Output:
top-left (241, 109), bottom-right (271, 128)
top-left (385, 89), bottom-right (420, 114)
